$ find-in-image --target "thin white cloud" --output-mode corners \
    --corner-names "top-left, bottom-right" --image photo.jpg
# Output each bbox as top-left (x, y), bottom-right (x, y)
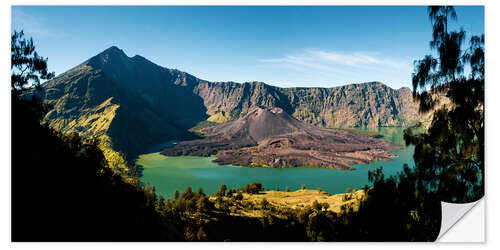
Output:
top-left (12, 9), bottom-right (50, 36)
top-left (260, 56), bottom-right (330, 71)
top-left (12, 8), bottom-right (68, 38)
top-left (258, 49), bottom-right (410, 75)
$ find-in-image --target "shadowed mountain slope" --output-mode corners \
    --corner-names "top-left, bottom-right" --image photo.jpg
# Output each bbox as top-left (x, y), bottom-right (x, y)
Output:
top-left (28, 46), bottom-right (437, 170)
top-left (162, 107), bottom-right (396, 170)
top-left (27, 47), bottom-right (202, 172)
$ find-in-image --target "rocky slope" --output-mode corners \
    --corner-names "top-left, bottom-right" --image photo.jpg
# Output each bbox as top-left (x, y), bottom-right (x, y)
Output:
top-left (27, 46), bottom-right (437, 170)
top-left (194, 81), bottom-right (426, 128)
top-left (26, 47), bottom-right (200, 171)
top-left (162, 107), bottom-right (396, 170)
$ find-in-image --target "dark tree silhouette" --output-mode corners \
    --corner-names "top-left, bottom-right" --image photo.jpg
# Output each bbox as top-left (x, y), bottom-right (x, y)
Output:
top-left (336, 5), bottom-right (484, 241)
top-left (11, 30), bottom-right (54, 94)
top-left (10, 5), bottom-right (484, 241)
top-left (407, 5), bottom-right (484, 202)
top-left (11, 30), bottom-right (182, 241)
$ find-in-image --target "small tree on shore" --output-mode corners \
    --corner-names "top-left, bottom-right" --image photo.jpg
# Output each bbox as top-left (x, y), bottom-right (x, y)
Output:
top-left (215, 184), bottom-right (227, 197)
top-left (242, 182), bottom-right (263, 194)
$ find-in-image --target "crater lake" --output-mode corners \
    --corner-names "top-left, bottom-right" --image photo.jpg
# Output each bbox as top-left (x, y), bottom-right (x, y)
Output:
top-left (138, 127), bottom-right (414, 198)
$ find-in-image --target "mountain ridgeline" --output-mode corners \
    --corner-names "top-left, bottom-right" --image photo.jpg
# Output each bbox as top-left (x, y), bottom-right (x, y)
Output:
top-left (195, 80), bottom-right (424, 127)
top-left (28, 46), bottom-right (434, 170)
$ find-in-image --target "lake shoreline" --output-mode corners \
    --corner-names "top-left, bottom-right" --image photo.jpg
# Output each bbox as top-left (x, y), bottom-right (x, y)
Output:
top-left (138, 127), bottom-right (415, 199)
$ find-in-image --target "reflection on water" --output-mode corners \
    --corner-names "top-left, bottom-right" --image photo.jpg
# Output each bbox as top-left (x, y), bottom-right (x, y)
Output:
top-left (138, 127), bottom-right (415, 198)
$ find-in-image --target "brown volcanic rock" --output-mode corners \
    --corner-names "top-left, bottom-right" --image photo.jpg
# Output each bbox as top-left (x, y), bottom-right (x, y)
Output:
top-left (194, 81), bottom-right (434, 128)
top-left (28, 46), bottom-right (441, 172)
top-left (162, 107), bottom-right (396, 170)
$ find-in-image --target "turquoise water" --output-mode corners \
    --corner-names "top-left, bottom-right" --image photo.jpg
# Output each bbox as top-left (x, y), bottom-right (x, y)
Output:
top-left (138, 127), bottom-right (414, 198)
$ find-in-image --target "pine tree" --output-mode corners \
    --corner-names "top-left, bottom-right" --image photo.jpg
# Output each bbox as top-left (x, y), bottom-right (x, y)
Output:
top-left (407, 5), bottom-right (484, 202)
top-left (11, 30), bottom-right (54, 94)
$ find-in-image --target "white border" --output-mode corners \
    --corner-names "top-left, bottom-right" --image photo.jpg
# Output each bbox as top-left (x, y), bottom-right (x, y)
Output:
top-left (438, 199), bottom-right (485, 242)
top-left (2, 0), bottom-right (497, 249)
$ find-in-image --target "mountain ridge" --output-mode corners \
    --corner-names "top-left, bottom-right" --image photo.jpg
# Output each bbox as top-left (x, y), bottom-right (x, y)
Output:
top-left (194, 80), bottom-right (421, 127)
top-left (28, 46), bottom-right (440, 172)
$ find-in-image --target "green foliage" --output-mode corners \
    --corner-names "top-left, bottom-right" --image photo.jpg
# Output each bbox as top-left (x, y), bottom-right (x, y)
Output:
top-left (11, 30), bottom-right (55, 94)
top-left (197, 187), bottom-right (205, 196)
top-left (261, 198), bottom-right (271, 210)
top-left (352, 166), bottom-right (442, 241)
top-left (12, 28), bottom-right (419, 243)
top-left (215, 184), bottom-right (227, 197)
top-left (235, 191), bottom-right (244, 201)
top-left (196, 227), bottom-right (208, 241)
top-left (321, 5), bottom-right (484, 241)
top-left (174, 189), bottom-right (180, 200)
top-left (13, 9), bottom-right (483, 240)
top-left (226, 188), bottom-right (236, 197)
top-left (342, 194), bottom-right (351, 202)
top-left (311, 200), bottom-right (322, 211)
top-left (241, 182), bottom-right (263, 194)
top-left (11, 32), bottom-right (183, 241)
top-left (408, 5), bottom-right (484, 202)
top-left (196, 196), bottom-right (210, 213)
top-left (12, 94), bottom-right (182, 241)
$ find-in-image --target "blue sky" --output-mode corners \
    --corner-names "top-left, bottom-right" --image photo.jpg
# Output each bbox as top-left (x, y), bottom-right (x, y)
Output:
top-left (11, 6), bottom-right (484, 89)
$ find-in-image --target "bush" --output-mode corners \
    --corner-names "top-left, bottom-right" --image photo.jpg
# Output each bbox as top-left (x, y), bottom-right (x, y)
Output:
top-left (342, 194), bottom-right (351, 202)
top-left (261, 198), bottom-right (271, 209)
top-left (242, 182), bottom-right (263, 194)
top-left (215, 184), bottom-right (227, 197)
top-left (235, 191), bottom-right (244, 201)
top-left (226, 189), bottom-right (236, 197)
top-left (312, 200), bottom-right (322, 211)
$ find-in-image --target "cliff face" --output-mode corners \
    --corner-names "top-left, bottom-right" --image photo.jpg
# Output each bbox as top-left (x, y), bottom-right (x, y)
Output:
top-left (193, 81), bottom-right (292, 123)
top-left (194, 81), bottom-right (427, 128)
top-left (283, 83), bottom-right (420, 128)
top-left (29, 46), bottom-right (435, 169)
